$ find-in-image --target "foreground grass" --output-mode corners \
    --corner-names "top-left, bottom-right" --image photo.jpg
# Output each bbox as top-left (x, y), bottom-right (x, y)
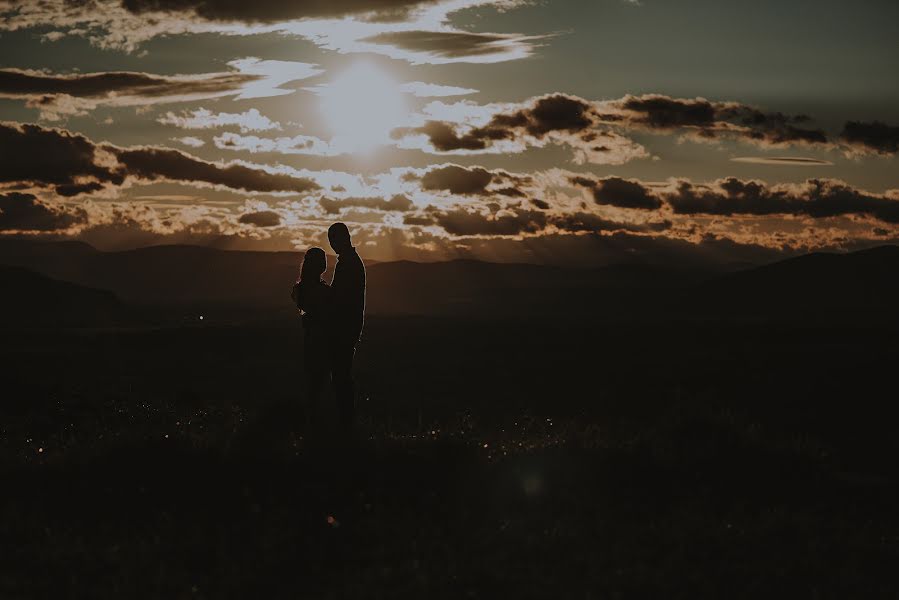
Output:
top-left (2, 318), bottom-right (898, 598)
top-left (3, 409), bottom-right (897, 599)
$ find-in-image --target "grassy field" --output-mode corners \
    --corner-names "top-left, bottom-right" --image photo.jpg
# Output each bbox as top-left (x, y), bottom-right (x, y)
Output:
top-left (2, 316), bottom-right (898, 598)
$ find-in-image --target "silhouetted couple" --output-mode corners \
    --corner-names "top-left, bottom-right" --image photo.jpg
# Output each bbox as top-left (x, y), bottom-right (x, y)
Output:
top-left (291, 223), bottom-right (366, 431)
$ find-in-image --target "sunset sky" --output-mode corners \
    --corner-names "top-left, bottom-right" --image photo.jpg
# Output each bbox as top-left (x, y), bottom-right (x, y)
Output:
top-left (1, 0), bottom-right (897, 265)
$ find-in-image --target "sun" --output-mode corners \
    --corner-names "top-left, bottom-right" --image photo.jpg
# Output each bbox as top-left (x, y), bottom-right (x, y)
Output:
top-left (319, 63), bottom-right (408, 154)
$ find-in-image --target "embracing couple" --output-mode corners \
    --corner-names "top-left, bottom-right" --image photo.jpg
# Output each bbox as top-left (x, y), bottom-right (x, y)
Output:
top-left (291, 223), bottom-right (366, 430)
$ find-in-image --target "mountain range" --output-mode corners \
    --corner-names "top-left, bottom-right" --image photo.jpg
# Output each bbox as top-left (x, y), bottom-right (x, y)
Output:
top-left (0, 240), bottom-right (896, 325)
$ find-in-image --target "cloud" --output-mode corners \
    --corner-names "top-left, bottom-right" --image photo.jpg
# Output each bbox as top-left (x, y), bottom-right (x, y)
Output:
top-left (570, 176), bottom-right (663, 210)
top-left (360, 30), bottom-right (537, 62)
top-left (599, 94), bottom-right (830, 148)
top-left (840, 120), bottom-right (899, 155)
top-left (0, 192), bottom-right (87, 231)
top-left (664, 178), bottom-right (899, 224)
top-left (159, 108), bottom-right (282, 133)
top-left (0, 122), bottom-right (125, 196)
top-left (213, 132), bottom-right (342, 156)
top-left (416, 164), bottom-right (532, 197)
top-left (238, 210), bottom-right (281, 227)
top-left (567, 173), bottom-right (899, 224)
top-left (399, 81), bottom-right (478, 98)
top-left (394, 92), bottom-right (860, 163)
top-left (730, 156), bottom-right (833, 166)
top-left (118, 0), bottom-right (441, 23)
top-left (0, 121), bottom-right (321, 196)
top-left (2, 0), bottom-right (538, 64)
top-left (410, 204), bottom-right (670, 238)
top-left (114, 146), bottom-right (321, 194)
top-left (394, 94), bottom-right (650, 165)
top-left (420, 165), bottom-right (494, 195)
top-left (320, 194), bottom-right (414, 213)
top-left (173, 136), bottom-right (206, 148)
top-left (0, 60), bottom-right (322, 119)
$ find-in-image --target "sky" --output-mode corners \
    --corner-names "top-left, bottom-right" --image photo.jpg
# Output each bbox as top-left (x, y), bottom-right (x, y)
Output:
top-left (1, 0), bottom-right (897, 265)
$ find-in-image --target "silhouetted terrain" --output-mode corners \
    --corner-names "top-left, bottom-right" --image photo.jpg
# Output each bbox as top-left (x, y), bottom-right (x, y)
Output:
top-left (1, 242), bottom-right (897, 598)
top-left (2, 240), bottom-right (897, 321)
top-left (0, 239), bottom-right (726, 315)
top-left (0, 265), bottom-right (130, 327)
top-left (691, 245), bottom-right (899, 320)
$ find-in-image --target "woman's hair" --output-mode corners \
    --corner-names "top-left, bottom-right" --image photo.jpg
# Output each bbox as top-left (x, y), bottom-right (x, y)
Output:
top-left (293, 247), bottom-right (327, 313)
top-left (299, 247), bottom-right (326, 283)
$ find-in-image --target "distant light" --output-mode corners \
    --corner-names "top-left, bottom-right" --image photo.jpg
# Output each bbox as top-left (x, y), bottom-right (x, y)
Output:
top-left (199, 315), bottom-right (204, 321)
top-left (37, 447), bottom-right (43, 453)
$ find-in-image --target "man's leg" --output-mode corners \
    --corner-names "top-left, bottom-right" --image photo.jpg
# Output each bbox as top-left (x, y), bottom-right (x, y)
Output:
top-left (332, 343), bottom-right (356, 429)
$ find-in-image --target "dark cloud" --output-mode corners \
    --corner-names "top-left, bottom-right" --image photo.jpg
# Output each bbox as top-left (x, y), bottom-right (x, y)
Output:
top-left (238, 210), bottom-right (281, 227)
top-left (113, 146), bottom-right (320, 194)
top-left (415, 203), bottom-right (670, 238)
top-left (520, 94), bottom-right (596, 136)
top-left (614, 95), bottom-right (717, 129)
top-left (0, 192), bottom-right (86, 231)
top-left (0, 121), bottom-right (320, 195)
top-left (362, 30), bottom-right (526, 58)
top-left (0, 68), bottom-right (255, 99)
top-left (570, 171), bottom-right (898, 224)
top-left (402, 93), bottom-right (831, 158)
top-left (421, 165), bottom-right (494, 194)
top-left (397, 120), bottom-right (495, 152)
top-left (666, 178), bottom-right (899, 223)
top-left (401, 94), bottom-right (598, 152)
top-left (396, 92), bottom-right (838, 164)
top-left (320, 194), bottom-right (414, 213)
top-left (840, 120), bottom-right (899, 155)
top-left (0, 122), bottom-right (124, 195)
top-left (570, 176), bottom-right (663, 210)
top-left (394, 94), bottom-right (648, 164)
top-left (607, 94), bottom-right (829, 147)
top-left (120, 0), bottom-right (438, 23)
top-left (421, 165), bottom-right (493, 194)
top-left (430, 207), bottom-right (548, 236)
top-left (726, 107), bottom-right (827, 145)
top-left (417, 164), bottom-right (533, 198)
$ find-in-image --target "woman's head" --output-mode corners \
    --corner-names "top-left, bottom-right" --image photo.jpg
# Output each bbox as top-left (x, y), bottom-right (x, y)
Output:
top-left (300, 247), bottom-right (326, 282)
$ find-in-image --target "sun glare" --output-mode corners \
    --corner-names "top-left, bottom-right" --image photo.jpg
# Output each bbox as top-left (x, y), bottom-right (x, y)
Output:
top-left (319, 63), bottom-right (407, 153)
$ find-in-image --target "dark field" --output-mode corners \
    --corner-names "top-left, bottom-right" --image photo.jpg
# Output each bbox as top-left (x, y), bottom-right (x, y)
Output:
top-left (3, 315), bottom-right (898, 599)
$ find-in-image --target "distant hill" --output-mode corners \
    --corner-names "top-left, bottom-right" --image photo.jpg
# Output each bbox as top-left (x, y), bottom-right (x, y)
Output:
top-left (690, 245), bottom-right (899, 320)
top-left (0, 240), bottom-right (720, 315)
top-left (4, 239), bottom-right (894, 322)
top-left (0, 265), bottom-right (130, 328)
top-left (366, 259), bottom-right (714, 315)
top-left (0, 240), bottom-right (305, 309)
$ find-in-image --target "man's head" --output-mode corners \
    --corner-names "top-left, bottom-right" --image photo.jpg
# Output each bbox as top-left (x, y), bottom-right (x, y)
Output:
top-left (328, 222), bottom-right (353, 254)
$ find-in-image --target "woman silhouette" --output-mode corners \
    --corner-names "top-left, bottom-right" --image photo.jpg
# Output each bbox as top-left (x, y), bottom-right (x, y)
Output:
top-left (291, 247), bottom-right (331, 426)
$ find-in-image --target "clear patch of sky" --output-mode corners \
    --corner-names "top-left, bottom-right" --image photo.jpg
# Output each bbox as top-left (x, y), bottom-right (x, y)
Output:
top-left (444, 0), bottom-right (899, 122)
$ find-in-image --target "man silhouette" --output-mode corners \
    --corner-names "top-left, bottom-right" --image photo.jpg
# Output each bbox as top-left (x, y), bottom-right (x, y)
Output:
top-left (327, 222), bottom-right (366, 429)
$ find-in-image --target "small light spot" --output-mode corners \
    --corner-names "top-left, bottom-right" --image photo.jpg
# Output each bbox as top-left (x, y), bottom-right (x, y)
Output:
top-left (199, 315), bottom-right (204, 321)
top-left (483, 443), bottom-right (489, 448)
top-left (37, 447), bottom-right (43, 453)
top-left (164, 434), bottom-right (169, 439)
